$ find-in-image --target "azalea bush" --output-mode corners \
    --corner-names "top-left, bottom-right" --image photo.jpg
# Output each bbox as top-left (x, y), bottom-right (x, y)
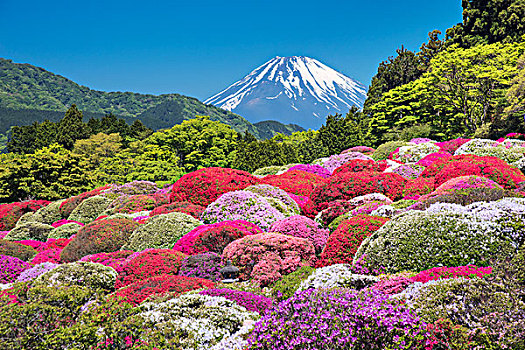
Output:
top-left (222, 233), bottom-right (316, 287)
top-left (297, 264), bottom-right (379, 292)
top-left (200, 288), bottom-right (273, 313)
top-left (149, 201), bottom-right (205, 219)
top-left (314, 152), bottom-right (374, 173)
top-left (261, 170), bottom-right (325, 197)
top-left (178, 252), bottom-right (224, 281)
top-left (271, 265), bottom-right (315, 301)
top-left (410, 265), bottom-right (492, 284)
top-left (0, 254), bottom-right (32, 283)
top-left (32, 261), bottom-right (117, 290)
top-left (269, 215), bottom-right (329, 253)
top-left (79, 250), bottom-right (134, 270)
top-left (0, 200), bottom-right (50, 231)
top-left (169, 167), bottom-right (260, 206)
top-left (0, 240), bottom-right (37, 261)
top-left (245, 184), bottom-right (300, 217)
top-left (60, 218), bottom-right (138, 262)
top-left (59, 185), bottom-right (111, 218)
top-left (331, 159), bottom-right (387, 176)
top-left (286, 164), bottom-right (331, 178)
top-left (15, 262), bottom-right (59, 283)
top-left (67, 195), bottom-right (112, 224)
top-left (4, 221), bottom-right (54, 241)
top-left (111, 193), bottom-right (168, 214)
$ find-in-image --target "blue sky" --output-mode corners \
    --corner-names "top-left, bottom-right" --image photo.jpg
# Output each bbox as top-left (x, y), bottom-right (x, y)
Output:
top-left (0, 0), bottom-right (463, 100)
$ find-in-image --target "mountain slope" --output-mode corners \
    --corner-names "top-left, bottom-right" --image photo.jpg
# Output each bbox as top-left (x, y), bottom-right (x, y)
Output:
top-left (0, 58), bottom-right (303, 138)
top-left (205, 56), bottom-right (367, 129)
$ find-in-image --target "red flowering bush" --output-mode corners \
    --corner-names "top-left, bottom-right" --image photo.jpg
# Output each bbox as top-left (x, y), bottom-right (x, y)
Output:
top-left (113, 274), bottom-right (214, 305)
top-left (169, 167), bottom-right (260, 206)
top-left (402, 177), bottom-right (435, 199)
top-left (410, 265), bottom-right (492, 284)
top-left (80, 250), bottom-right (135, 271)
top-left (222, 233), bottom-right (316, 287)
top-left (317, 215), bottom-right (389, 267)
top-left (314, 200), bottom-right (357, 227)
top-left (36, 238), bottom-right (71, 252)
top-left (416, 152), bottom-right (452, 167)
top-left (0, 200), bottom-right (50, 231)
top-left (262, 170), bottom-right (325, 197)
top-left (421, 155), bottom-right (525, 189)
top-left (332, 159), bottom-right (387, 176)
top-left (301, 199), bottom-right (319, 219)
top-left (173, 220), bottom-right (261, 255)
top-left (311, 171), bottom-right (406, 211)
top-left (59, 185), bottom-right (111, 218)
top-left (149, 201), bottom-right (205, 219)
top-left (115, 249), bottom-right (187, 289)
top-left (112, 193), bottom-right (168, 214)
top-left (60, 218), bottom-right (139, 262)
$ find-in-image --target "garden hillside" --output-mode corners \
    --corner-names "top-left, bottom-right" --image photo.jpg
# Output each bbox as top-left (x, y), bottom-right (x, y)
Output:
top-left (0, 131), bottom-right (524, 349)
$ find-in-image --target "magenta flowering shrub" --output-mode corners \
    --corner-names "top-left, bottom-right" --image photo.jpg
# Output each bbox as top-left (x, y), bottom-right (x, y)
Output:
top-left (222, 233), bottom-right (316, 287)
top-left (201, 190), bottom-right (286, 231)
top-left (316, 152), bottom-right (374, 173)
top-left (416, 152), bottom-right (452, 167)
top-left (51, 219), bottom-right (84, 228)
top-left (0, 254), bottom-right (32, 283)
top-left (178, 252), bottom-right (224, 281)
top-left (247, 288), bottom-right (429, 349)
top-left (372, 274), bottom-right (415, 295)
top-left (410, 265), bottom-right (492, 284)
top-left (79, 251), bottom-right (135, 271)
top-left (288, 194), bottom-right (309, 210)
top-left (12, 240), bottom-right (43, 250)
top-left (344, 146), bottom-right (375, 155)
top-left (15, 262), bottom-right (59, 283)
top-left (200, 288), bottom-right (273, 314)
top-left (421, 175), bottom-right (502, 201)
top-left (269, 215), bottom-right (329, 253)
top-left (286, 164), bottom-right (331, 178)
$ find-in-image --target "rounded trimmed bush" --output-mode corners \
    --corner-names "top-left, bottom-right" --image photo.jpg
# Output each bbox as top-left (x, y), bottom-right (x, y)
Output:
top-left (261, 170), bottom-right (326, 197)
top-left (416, 152), bottom-right (452, 167)
top-left (169, 167), bottom-right (260, 207)
top-left (59, 185), bottom-right (111, 218)
top-left (245, 184), bottom-right (300, 217)
top-left (314, 152), bottom-right (374, 173)
top-left (27, 199), bottom-right (65, 225)
top-left (391, 142), bottom-right (440, 163)
top-left (104, 181), bottom-right (159, 198)
top-left (201, 190), bottom-right (285, 231)
top-left (4, 222), bottom-right (54, 241)
top-left (332, 159), bottom-right (387, 177)
top-left (200, 288), bottom-right (273, 314)
top-left (354, 210), bottom-right (515, 274)
top-left (32, 261), bottom-right (117, 290)
top-left (0, 240), bottom-right (37, 261)
top-left (79, 250), bottom-right (134, 270)
top-left (110, 193), bottom-right (168, 214)
top-left (0, 200), bottom-right (50, 231)
top-left (149, 201), bottom-right (205, 219)
top-left (297, 264), bottom-right (379, 292)
top-left (123, 212), bottom-right (202, 251)
top-left (15, 262), bottom-right (59, 283)
top-left (67, 195), bottom-right (112, 224)
top-left (318, 215), bottom-right (389, 267)
top-left (402, 177), bottom-right (435, 198)
top-left (178, 252), bottom-right (224, 282)
top-left (286, 164), bottom-right (331, 178)
top-left (115, 249), bottom-right (187, 288)
top-left (113, 274), bottom-right (214, 305)
top-left (372, 141), bottom-right (410, 161)
top-left (269, 215), bottom-right (329, 253)
top-left (271, 265), bottom-right (315, 301)
top-left (60, 218), bottom-right (139, 262)
top-left (0, 254), bottom-right (32, 283)
top-left (390, 164), bottom-right (425, 179)
top-left (222, 232), bottom-right (316, 287)
top-left (47, 222), bottom-right (82, 239)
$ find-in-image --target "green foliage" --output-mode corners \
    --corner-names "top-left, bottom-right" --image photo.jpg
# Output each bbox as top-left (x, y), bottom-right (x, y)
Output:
top-left (4, 221), bottom-right (54, 241)
top-left (233, 137), bottom-right (299, 173)
top-left (446, 0), bottom-right (525, 48)
top-left (316, 107), bottom-right (369, 154)
top-left (372, 141), bottom-right (409, 160)
top-left (0, 239), bottom-right (37, 261)
top-left (67, 195), bottom-right (113, 224)
top-left (32, 262), bottom-right (117, 290)
top-left (0, 143), bottom-right (95, 202)
top-left (48, 222), bottom-right (82, 239)
top-left (271, 265), bottom-right (315, 301)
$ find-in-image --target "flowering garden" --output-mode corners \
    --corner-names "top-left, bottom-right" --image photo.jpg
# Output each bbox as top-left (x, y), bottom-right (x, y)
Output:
top-left (0, 134), bottom-right (524, 349)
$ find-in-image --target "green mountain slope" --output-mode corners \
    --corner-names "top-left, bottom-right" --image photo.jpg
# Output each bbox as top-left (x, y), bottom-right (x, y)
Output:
top-left (0, 58), bottom-right (304, 137)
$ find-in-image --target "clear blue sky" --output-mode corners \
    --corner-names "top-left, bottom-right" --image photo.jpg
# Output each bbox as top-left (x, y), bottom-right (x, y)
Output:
top-left (0, 0), bottom-right (463, 101)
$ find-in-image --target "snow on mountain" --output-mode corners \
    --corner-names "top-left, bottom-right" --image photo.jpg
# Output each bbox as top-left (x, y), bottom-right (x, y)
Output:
top-left (204, 56), bottom-right (367, 129)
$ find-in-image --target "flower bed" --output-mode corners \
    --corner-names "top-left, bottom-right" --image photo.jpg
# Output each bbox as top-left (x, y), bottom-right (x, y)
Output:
top-left (0, 200), bottom-right (50, 231)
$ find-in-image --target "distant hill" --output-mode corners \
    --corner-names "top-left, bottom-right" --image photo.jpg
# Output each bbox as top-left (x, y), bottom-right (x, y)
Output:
top-left (0, 58), bottom-right (304, 138)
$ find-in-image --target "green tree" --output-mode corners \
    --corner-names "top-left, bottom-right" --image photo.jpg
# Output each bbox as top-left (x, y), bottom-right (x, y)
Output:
top-left (73, 132), bottom-right (123, 164)
top-left (418, 30), bottom-right (445, 69)
top-left (233, 138), bottom-right (299, 173)
top-left (56, 105), bottom-right (90, 149)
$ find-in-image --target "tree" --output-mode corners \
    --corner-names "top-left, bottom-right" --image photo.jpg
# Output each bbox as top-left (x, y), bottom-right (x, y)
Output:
top-left (73, 132), bottom-right (123, 164)
top-left (317, 108), bottom-right (368, 154)
top-left (233, 139), bottom-right (299, 172)
top-left (418, 30), bottom-right (444, 69)
top-left (56, 105), bottom-right (90, 149)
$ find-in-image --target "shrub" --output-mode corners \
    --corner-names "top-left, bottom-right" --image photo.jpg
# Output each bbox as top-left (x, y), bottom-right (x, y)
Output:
top-left (435, 138), bottom-right (470, 153)
top-left (169, 167), bottom-right (260, 207)
top-left (344, 146), bottom-right (375, 155)
top-left (47, 222), bottom-right (82, 239)
top-left (269, 215), bottom-right (329, 253)
top-left (311, 171), bottom-right (406, 211)
top-left (0, 240), bottom-right (37, 261)
top-left (59, 185), bottom-right (111, 218)
top-left (247, 288), bottom-right (429, 350)
top-left (391, 142), bottom-right (440, 163)
top-left (261, 170), bottom-right (325, 197)
top-left (67, 195), bottom-right (112, 224)
top-left (416, 152), bottom-right (452, 167)
top-left (245, 184), bottom-right (300, 216)
top-left (60, 218), bottom-right (138, 262)
top-left (115, 249), bottom-right (186, 289)
top-left (200, 288), bottom-right (273, 314)
top-left (372, 274), bottom-right (414, 295)
top-left (4, 222), bottom-right (54, 241)
top-left (297, 264), bottom-right (379, 292)
top-left (424, 175), bottom-right (501, 199)
top-left (104, 181), bottom-right (159, 198)
top-left (372, 141), bottom-right (410, 161)
top-left (403, 177), bottom-right (435, 198)
top-left (79, 250), bottom-right (134, 270)
top-left (111, 193), bottom-right (168, 214)
top-left (178, 252), bottom-right (224, 281)
top-left (252, 165), bottom-right (286, 176)
top-left (332, 159), bottom-right (386, 176)
top-left (222, 233), bottom-right (316, 287)
top-left (174, 220), bottom-right (260, 255)
top-left (113, 274), bottom-right (214, 305)
top-left (15, 262), bottom-right (59, 283)
top-left (32, 261), bottom-right (117, 290)
top-left (318, 215), bottom-right (389, 267)
top-left (434, 162), bottom-right (522, 189)
top-left (149, 201), bottom-right (205, 219)
top-left (410, 187), bottom-right (516, 210)
top-left (0, 200), bottom-right (50, 231)
top-left (328, 201), bottom-right (387, 231)
top-left (201, 191), bottom-right (285, 231)
top-left (314, 152), bottom-right (374, 173)
top-left (25, 199), bottom-right (64, 225)
top-left (355, 210), bottom-right (515, 274)
top-left (31, 249), bottom-right (61, 264)
top-left (0, 254), bottom-right (32, 283)
top-left (390, 163), bottom-right (425, 179)
top-left (286, 164), bottom-right (331, 178)
top-left (410, 265), bottom-right (492, 284)
top-left (123, 212), bottom-right (201, 251)
top-left (271, 265), bottom-right (314, 301)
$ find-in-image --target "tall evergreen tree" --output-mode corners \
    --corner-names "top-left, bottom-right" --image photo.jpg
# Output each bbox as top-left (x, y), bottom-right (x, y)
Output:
top-left (56, 105), bottom-right (90, 149)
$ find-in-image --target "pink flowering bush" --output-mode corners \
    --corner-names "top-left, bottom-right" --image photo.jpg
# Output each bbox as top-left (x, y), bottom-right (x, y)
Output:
top-left (410, 265), bottom-right (492, 284)
top-left (286, 164), bottom-right (331, 178)
top-left (15, 262), bottom-right (59, 283)
top-left (416, 152), bottom-right (452, 167)
top-left (222, 233), bottom-right (316, 287)
top-left (316, 152), bottom-right (374, 173)
top-left (178, 252), bottom-right (224, 281)
top-left (372, 274), bottom-right (414, 295)
top-left (344, 146), bottom-right (375, 155)
top-left (51, 219), bottom-right (84, 228)
top-left (269, 215), bottom-right (329, 253)
top-left (420, 175), bottom-right (502, 201)
top-left (80, 251), bottom-right (135, 271)
top-left (435, 138), bottom-right (470, 153)
top-left (200, 288), bottom-right (273, 314)
top-left (0, 255), bottom-right (32, 283)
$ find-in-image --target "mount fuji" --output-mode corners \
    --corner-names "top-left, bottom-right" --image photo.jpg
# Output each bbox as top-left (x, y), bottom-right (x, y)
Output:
top-left (204, 56), bottom-right (367, 129)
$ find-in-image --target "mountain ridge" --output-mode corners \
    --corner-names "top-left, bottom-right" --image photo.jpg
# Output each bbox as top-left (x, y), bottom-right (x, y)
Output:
top-left (205, 56), bottom-right (367, 129)
top-left (0, 58), bottom-right (304, 139)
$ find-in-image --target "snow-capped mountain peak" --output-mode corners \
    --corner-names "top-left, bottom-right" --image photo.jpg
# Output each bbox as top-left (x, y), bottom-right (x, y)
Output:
top-left (204, 56), bottom-right (367, 129)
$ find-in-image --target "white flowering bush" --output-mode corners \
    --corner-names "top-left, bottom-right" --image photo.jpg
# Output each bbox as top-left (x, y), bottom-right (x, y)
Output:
top-left (68, 195), bottom-right (113, 224)
top-left (392, 142), bottom-right (440, 163)
top-left (32, 262), bottom-right (117, 290)
top-left (454, 138), bottom-right (525, 164)
top-left (355, 210), bottom-right (514, 274)
top-left (245, 184), bottom-right (300, 216)
top-left (297, 264), bottom-right (378, 292)
top-left (123, 212), bottom-right (202, 251)
top-left (138, 293), bottom-right (259, 350)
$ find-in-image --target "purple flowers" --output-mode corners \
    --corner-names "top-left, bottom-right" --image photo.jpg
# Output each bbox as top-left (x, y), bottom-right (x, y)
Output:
top-left (179, 252), bottom-right (224, 281)
top-left (269, 215), bottom-right (329, 253)
top-left (0, 254), bottom-right (32, 283)
top-left (287, 164), bottom-right (331, 178)
top-left (200, 288), bottom-right (273, 314)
